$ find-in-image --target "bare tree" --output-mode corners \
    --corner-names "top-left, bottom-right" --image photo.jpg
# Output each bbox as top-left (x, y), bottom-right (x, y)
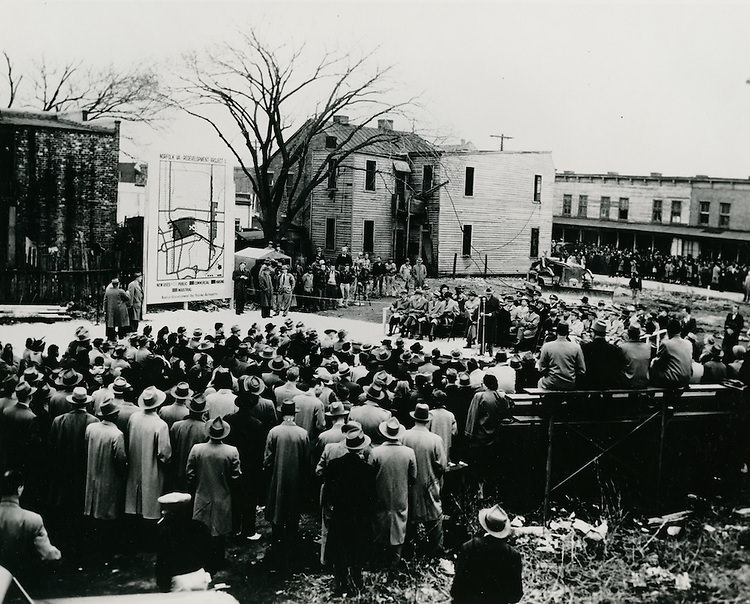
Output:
top-left (0, 51), bottom-right (164, 123)
top-left (178, 31), bottom-right (413, 243)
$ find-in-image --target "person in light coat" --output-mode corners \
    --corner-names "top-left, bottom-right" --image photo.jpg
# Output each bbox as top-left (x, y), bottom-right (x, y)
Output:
top-left (402, 403), bottom-right (447, 555)
top-left (125, 387), bottom-right (171, 521)
top-left (103, 277), bottom-right (131, 341)
top-left (187, 416), bottom-right (241, 573)
top-left (369, 417), bottom-right (416, 566)
top-left (127, 273), bottom-right (144, 333)
top-left (264, 400), bottom-right (310, 569)
top-left (428, 390), bottom-right (458, 461)
top-left (84, 399), bottom-right (127, 547)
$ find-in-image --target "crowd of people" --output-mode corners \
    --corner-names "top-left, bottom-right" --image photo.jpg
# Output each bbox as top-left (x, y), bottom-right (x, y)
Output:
top-left (232, 246), bottom-right (431, 316)
top-left (555, 242), bottom-right (750, 296)
top-left (0, 313), bottom-right (528, 601)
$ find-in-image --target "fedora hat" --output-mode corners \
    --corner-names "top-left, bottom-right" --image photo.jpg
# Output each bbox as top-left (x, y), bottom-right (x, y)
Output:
top-left (379, 417), bottom-right (405, 441)
top-left (410, 402), bottom-right (431, 423)
top-left (281, 400), bottom-right (296, 417)
top-left (15, 381), bottom-right (35, 402)
top-left (373, 370), bottom-right (394, 386)
top-left (243, 375), bottom-right (266, 396)
top-left (230, 324), bottom-right (241, 334)
top-left (458, 372), bottom-right (471, 386)
top-left (138, 386), bottom-right (167, 410)
top-left (269, 356), bottom-right (288, 372)
top-left (187, 394), bottom-right (207, 414)
top-left (98, 399), bottom-right (120, 420)
top-left (197, 341), bottom-right (214, 352)
top-left (337, 362), bottom-right (352, 378)
top-left (352, 342), bottom-right (363, 353)
top-left (478, 504), bottom-right (512, 539)
top-left (259, 346), bottom-right (276, 360)
top-left (75, 325), bottom-right (91, 342)
top-left (325, 401), bottom-right (349, 418)
top-left (111, 345), bottom-right (127, 359)
top-left (323, 328), bottom-right (337, 336)
top-left (342, 420), bottom-right (362, 434)
top-left (361, 343), bottom-right (374, 353)
top-left (374, 348), bottom-right (391, 363)
top-left (365, 383), bottom-right (386, 402)
top-left (67, 386), bottom-right (92, 407)
top-left (450, 349), bottom-right (463, 360)
top-left (192, 328), bottom-right (203, 339)
top-left (55, 368), bottom-right (83, 388)
top-left (21, 367), bottom-right (42, 385)
top-left (207, 416), bottom-right (231, 440)
top-left (170, 382), bottom-right (193, 401)
top-left (410, 342), bottom-right (424, 354)
top-left (592, 319), bottom-right (608, 336)
top-left (344, 428), bottom-right (371, 451)
top-left (111, 376), bottom-right (132, 395)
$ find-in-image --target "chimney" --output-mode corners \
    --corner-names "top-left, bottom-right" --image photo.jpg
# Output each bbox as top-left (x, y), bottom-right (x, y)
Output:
top-left (378, 119), bottom-right (394, 131)
top-left (606, 171), bottom-right (619, 176)
top-left (332, 115), bottom-right (349, 125)
top-left (650, 172), bottom-right (662, 177)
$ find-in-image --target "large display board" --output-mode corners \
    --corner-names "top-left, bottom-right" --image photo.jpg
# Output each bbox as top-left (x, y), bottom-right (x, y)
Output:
top-left (145, 153), bottom-right (234, 305)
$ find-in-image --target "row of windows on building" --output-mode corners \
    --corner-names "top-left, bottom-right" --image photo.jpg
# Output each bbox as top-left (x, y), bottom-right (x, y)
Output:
top-left (561, 195), bottom-right (732, 228)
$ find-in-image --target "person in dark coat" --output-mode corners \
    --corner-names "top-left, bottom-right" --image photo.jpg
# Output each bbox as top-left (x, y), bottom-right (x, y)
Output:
top-left (224, 392), bottom-right (265, 541)
top-left (127, 273), bottom-right (144, 333)
top-left (579, 319), bottom-right (626, 389)
top-left (258, 263), bottom-right (275, 319)
top-left (451, 504), bottom-right (523, 604)
top-left (324, 428), bottom-right (376, 595)
top-left (478, 288), bottom-right (500, 356)
top-left (723, 304), bottom-right (744, 363)
top-left (233, 262), bottom-right (251, 315)
top-left (103, 278), bottom-right (131, 341)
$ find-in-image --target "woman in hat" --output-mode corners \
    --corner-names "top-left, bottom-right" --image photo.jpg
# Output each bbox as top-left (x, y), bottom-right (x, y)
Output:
top-left (324, 428), bottom-right (376, 594)
top-left (186, 417), bottom-right (241, 573)
top-left (451, 504), bottom-right (523, 604)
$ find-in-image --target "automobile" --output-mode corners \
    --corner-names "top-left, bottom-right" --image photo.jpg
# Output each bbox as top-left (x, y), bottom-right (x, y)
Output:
top-left (527, 257), bottom-right (593, 288)
top-left (1, 567), bottom-right (240, 604)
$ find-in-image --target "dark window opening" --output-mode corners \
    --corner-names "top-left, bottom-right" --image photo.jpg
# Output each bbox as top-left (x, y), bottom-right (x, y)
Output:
top-left (325, 217), bottom-right (336, 250)
top-left (365, 160), bottom-right (376, 191)
top-left (464, 167), bottom-right (474, 196)
top-left (530, 227), bottom-right (540, 258)
top-left (363, 220), bottom-right (374, 254)
top-left (533, 175), bottom-right (542, 203)
top-left (462, 224), bottom-right (473, 256)
top-left (422, 165), bottom-right (434, 192)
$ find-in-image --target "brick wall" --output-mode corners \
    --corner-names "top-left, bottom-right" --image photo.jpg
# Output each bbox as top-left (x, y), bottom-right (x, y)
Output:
top-left (2, 123), bottom-right (119, 268)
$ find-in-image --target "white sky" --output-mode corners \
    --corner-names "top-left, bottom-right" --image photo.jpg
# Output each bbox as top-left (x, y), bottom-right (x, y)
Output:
top-left (3, 0), bottom-right (750, 177)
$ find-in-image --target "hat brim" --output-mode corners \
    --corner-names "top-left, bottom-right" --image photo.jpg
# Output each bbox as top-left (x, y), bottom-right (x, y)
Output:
top-left (138, 390), bottom-right (167, 409)
top-left (478, 508), bottom-right (512, 539)
top-left (170, 386), bottom-right (195, 400)
top-left (98, 408), bottom-right (120, 419)
top-left (66, 394), bottom-right (93, 406)
top-left (55, 373), bottom-right (83, 388)
top-left (409, 410), bottom-right (432, 422)
top-left (207, 423), bottom-right (231, 440)
top-left (378, 420), bottom-right (405, 440)
top-left (346, 433), bottom-right (371, 450)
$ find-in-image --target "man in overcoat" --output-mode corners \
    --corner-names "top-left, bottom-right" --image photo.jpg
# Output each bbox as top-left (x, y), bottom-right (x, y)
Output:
top-left (49, 386), bottom-right (98, 550)
top-left (126, 272), bottom-right (144, 333)
top-left (187, 416), bottom-right (241, 573)
top-left (125, 387), bottom-right (171, 522)
top-left (84, 400), bottom-right (127, 548)
top-left (233, 261), bottom-right (251, 315)
top-left (403, 403), bottom-right (447, 555)
top-left (324, 428), bottom-right (376, 595)
top-left (258, 262), bottom-right (275, 318)
top-left (264, 400), bottom-right (310, 569)
top-left (369, 417), bottom-right (416, 566)
top-left (169, 394), bottom-right (208, 492)
top-left (103, 277), bottom-right (131, 341)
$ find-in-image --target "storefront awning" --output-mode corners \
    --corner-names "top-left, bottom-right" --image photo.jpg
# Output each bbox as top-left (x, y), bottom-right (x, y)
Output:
top-left (392, 159), bottom-right (411, 173)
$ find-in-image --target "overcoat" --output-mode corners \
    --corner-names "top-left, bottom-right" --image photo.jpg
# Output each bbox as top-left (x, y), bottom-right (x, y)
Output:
top-left (187, 441), bottom-right (241, 536)
top-left (50, 408), bottom-right (99, 514)
top-left (263, 420), bottom-right (310, 525)
top-left (402, 424), bottom-right (447, 521)
top-left (125, 410), bottom-right (172, 520)
top-left (169, 417), bottom-right (207, 491)
top-left (258, 269), bottom-right (274, 307)
top-left (84, 421), bottom-right (127, 520)
top-left (104, 286), bottom-right (131, 329)
top-left (369, 440), bottom-right (416, 546)
top-left (127, 279), bottom-right (144, 321)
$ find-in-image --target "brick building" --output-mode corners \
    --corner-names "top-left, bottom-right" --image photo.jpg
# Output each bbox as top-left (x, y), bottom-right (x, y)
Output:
top-left (439, 150), bottom-right (555, 275)
top-left (0, 109), bottom-right (120, 270)
top-left (553, 171), bottom-right (750, 261)
top-left (275, 116), bottom-right (441, 270)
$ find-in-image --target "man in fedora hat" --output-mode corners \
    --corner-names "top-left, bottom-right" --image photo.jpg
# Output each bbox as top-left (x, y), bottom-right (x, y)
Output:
top-left (324, 427), bottom-right (376, 594)
top-left (241, 375), bottom-right (277, 436)
top-left (262, 355), bottom-right (287, 391)
top-left (370, 417), bottom-right (416, 566)
top-left (110, 377), bottom-right (138, 437)
top-left (159, 382), bottom-right (193, 428)
top-left (403, 402), bottom-right (447, 556)
top-left (264, 399), bottom-right (310, 569)
top-left (127, 272), bottom-right (144, 333)
top-left (1, 382), bottom-right (38, 472)
top-left (187, 416), bottom-right (241, 573)
top-left (169, 395), bottom-right (208, 492)
top-left (84, 398), bottom-right (127, 548)
top-left (349, 383), bottom-right (392, 444)
top-left (451, 504), bottom-right (523, 603)
top-left (125, 387), bottom-right (172, 522)
top-left (49, 368), bottom-right (84, 419)
top-left (49, 386), bottom-right (98, 549)
top-left (316, 400), bottom-right (349, 459)
top-left (224, 390), bottom-right (265, 542)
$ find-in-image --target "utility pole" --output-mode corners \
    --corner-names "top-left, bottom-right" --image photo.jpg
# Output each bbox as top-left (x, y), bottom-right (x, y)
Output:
top-left (489, 134), bottom-right (514, 151)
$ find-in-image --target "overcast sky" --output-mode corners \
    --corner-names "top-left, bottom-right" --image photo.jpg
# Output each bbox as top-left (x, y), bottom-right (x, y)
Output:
top-left (3, 0), bottom-right (750, 178)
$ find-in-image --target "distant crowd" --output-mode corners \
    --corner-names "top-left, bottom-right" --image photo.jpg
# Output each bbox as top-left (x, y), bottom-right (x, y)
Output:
top-left (555, 242), bottom-right (750, 296)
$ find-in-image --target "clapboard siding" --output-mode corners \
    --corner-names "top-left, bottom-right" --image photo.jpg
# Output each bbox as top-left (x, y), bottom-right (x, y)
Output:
top-left (350, 154), bottom-right (396, 260)
top-left (438, 151), bottom-right (555, 275)
top-left (309, 150), bottom-right (353, 256)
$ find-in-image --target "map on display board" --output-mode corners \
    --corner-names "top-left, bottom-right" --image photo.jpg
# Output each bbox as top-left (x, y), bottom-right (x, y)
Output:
top-left (145, 153), bottom-right (234, 305)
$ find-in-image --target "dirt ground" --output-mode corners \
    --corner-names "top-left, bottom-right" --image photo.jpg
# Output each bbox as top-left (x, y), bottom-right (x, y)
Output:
top-left (8, 275), bottom-right (750, 603)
